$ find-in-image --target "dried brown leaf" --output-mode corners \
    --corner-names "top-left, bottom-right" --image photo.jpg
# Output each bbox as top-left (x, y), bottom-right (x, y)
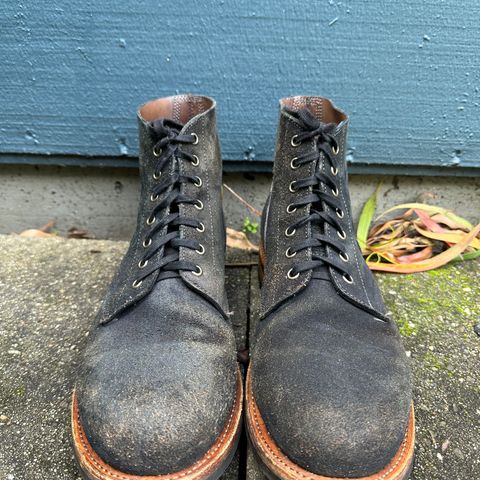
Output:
top-left (397, 247), bottom-right (433, 264)
top-left (414, 224), bottom-right (480, 249)
top-left (18, 229), bottom-right (55, 238)
top-left (226, 227), bottom-right (259, 253)
top-left (67, 227), bottom-right (91, 239)
top-left (367, 223), bottom-right (480, 273)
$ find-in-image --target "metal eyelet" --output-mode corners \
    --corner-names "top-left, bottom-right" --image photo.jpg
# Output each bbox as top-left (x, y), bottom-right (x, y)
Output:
top-left (193, 176), bottom-right (202, 187)
top-left (332, 187), bottom-right (339, 197)
top-left (153, 146), bottom-right (162, 157)
top-left (192, 265), bottom-right (203, 276)
top-left (153, 171), bottom-right (161, 180)
top-left (143, 238), bottom-right (152, 247)
top-left (191, 133), bottom-right (199, 145)
top-left (285, 227), bottom-right (296, 237)
top-left (337, 230), bottom-right (347, 240)
top-left (332, 144), bottom-right (340, 155)
top-left (286, 204), bottom-right (297, 214)
top-left (196, 244), bottom-right (205, 255)
top-left (132, 279), bottom-right (143, 288)
top-left (290, 157), bottom-right (299, 169)
top-left (287, 268), bottom-right (300, 279)
top-left (331, 166), bottom-right (338, 176)
top-left (194, 200), bottom-right (204, 210)
top-left (336, 209), bottom-right (344, 218)
top-left (291, 135), bottom-right (301, 147)
top-left (150, 193), bottom-right (159, 202)
top-left (196, 222), bottom-right (205, 232)
top-left (339, 252), bottom-right (349, 262)
top-left (191, 154), bottom-right (199, 166)
top-left (343, 273), bottom-right (354, 284)
top-left (289, 181), bottom-right (297, 193)
top-left (146, 216), bottom-right (156, 225)
top-left (285, 247), bottom-right (297, 258)
top-left (138, 259), bottom-right (148, 268)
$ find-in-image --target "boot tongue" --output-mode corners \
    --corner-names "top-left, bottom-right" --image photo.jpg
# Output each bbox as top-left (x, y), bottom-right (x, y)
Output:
top-left (296, 108), bottom-right (322, 130)
top-left (310, 197), bottom-right (331, 281)
top-left (288, 108), bottom-right (337, 136)
top-left (149, 117), bottom-right (186, 280)
top-left (150, 118), bottom-right (184, 139)
top-left (294, 109), bottom-right (336, 281)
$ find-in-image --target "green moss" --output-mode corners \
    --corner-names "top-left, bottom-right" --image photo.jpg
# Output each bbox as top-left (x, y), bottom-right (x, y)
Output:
top-left (423, 351), bottom-right (441, 369)
top-left (423, 351), bottom-right (454, 376)
top-left (398, 319), bottom-right (416, 337)
top-left (242, 216), bottom-right (259, 234)
top-left (15, 385), bottom-right (26, 397)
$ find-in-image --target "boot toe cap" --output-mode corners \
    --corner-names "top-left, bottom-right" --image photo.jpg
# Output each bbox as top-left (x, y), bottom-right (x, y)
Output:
top-left (250, 284), bottom-right (412, 477)
top-left (76, 342), bottom-right (237, 476)
top-left (251, 382), bottom-right (410, 477)
top-left (75, 279), bottom-right (238, 476)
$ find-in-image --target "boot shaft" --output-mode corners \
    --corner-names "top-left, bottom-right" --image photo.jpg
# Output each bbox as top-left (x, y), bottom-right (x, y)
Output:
top-left (97, 95), bottom-right (228, 323)
top-left (260, 96), bottom-right (386, 320)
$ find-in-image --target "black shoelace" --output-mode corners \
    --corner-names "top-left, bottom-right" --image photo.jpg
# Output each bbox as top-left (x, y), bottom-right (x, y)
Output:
top-left (284, 108), bottom-right (353, 284)
top-left (132, 119), bottom-right (205, 289)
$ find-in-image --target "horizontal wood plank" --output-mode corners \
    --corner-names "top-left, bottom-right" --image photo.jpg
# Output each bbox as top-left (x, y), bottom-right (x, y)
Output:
top-left (1, 1), bottom-right (479, 169)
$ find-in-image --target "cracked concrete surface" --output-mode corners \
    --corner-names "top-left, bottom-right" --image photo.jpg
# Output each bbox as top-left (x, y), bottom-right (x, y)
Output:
top-left (0, 236), bottom-right (479, 479)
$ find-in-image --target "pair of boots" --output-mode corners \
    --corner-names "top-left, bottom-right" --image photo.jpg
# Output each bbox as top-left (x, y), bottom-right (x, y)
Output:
top-left (72, 95), bottom-right (414, 480)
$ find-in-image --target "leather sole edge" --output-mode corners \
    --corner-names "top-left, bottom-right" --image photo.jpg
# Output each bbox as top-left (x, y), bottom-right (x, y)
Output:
top-left (245, 368), bottom-right (415, 480)
top-left (72, 367), bottom-right (243, 480)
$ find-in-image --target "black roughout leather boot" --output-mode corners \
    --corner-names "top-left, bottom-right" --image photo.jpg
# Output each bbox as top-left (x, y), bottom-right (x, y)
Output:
top-left (246, 96), bottom-right (414, 480)
top-left (72, 95), bottom-right (242, 480)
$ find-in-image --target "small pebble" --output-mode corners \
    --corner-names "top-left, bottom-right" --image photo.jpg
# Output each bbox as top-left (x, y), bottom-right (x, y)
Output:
top-left (437, 452), bottom-right (444, 461)
top-left (474, 323), bottom-right (480, 337)
top-left (453, 447), bottom-right (465, 460)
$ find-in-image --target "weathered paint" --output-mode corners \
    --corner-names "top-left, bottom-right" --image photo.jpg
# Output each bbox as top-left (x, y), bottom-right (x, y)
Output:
top-left (1, 1), bottom-right (479, 171)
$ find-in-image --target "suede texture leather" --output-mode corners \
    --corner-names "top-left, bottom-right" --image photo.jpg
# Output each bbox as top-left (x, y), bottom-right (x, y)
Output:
top-left (76, 95), bottom-right (237, 475)
top-left (250, 96), bottom-right (412, 478)
top-left (97, 96), bottom-right (228, 324)
top-left (251, 279), bottom-right (411, 478)
top-left (178, 103), bottom-right (229, 316)
top-left (259, 99), bottom-right (387, 321)
top-left (77, 278), bottom-right (237, 475)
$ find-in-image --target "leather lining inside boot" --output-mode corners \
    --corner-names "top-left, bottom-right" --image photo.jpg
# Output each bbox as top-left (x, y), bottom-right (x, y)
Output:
top-left (281, 96), bottom-right (346, 124)
top-left (140, 95), bottom-right (213, 124)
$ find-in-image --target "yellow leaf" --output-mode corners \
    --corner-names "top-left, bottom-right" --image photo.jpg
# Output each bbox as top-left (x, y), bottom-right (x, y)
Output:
top-left (414, 224), bottom-right (480, 249)
top-left (377, 203), bottom-right (474, 230)
top-left (356, 185), bottom-right (379, 252)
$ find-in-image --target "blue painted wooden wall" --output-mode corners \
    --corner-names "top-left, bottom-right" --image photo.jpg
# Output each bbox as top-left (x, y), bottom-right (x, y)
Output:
top-left (1, 1), bottom-right (479, 173)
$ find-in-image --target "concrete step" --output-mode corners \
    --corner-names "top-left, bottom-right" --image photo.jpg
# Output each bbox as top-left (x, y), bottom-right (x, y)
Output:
top-left (0, 235), bottom-right (479, 479)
